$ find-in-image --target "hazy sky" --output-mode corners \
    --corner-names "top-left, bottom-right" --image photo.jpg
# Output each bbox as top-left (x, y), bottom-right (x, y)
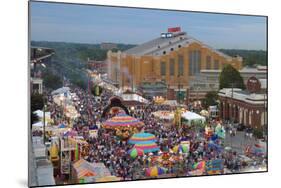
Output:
top-left (30, 1), bottom-right (267, 50)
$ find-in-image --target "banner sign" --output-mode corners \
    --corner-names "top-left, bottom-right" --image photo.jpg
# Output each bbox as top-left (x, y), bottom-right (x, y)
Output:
top-left (168, 27), bottom-right (181, 33)
top-left (206, 159), bottom-right (224, 174)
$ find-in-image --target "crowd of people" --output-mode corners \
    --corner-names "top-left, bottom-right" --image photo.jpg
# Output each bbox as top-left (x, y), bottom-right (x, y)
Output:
top-left (45, 82), bottom-right (266, 181)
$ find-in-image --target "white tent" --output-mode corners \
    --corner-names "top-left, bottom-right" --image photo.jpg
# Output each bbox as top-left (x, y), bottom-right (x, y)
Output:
top-left (181, 111), bottom-right (205, 124)
top-left (33, 110), bottom-right (51, 118)
top-left (32, 121), bottom-right (43, 127)
top-left (51, 87), bottom-right (70, 96)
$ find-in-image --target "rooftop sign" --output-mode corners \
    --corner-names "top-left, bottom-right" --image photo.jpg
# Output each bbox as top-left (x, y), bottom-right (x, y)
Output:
top-left (168, 27), bottom-right (181, 33)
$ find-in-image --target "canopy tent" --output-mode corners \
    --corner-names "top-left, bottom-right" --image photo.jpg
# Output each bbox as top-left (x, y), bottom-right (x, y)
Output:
top-left (51, 87), bottom-right (70, 96)
top-left (33, 110), bottom-right (51, 118)
top-left (32, 120), bottom-right (52, 131)
top-left (77, 169), bottom-right (96, 179)
top-left (72, 159), bottom-right (112, 183)
top-left (102, 113), bottom-right (144, 129)
top-left (64, 105), bottom-right (80, 119)
top-left (200, 110), bottom-right (209, 117)
top-left (134, 142), bottom-right (160, 153)
top-left (32, 121), bottom-right (43, 127)
top-left (95, 176), bottom-right (121, 182)
top-left (128, 132), bottom-right (157, 144)
top-left (181, 111), bottom-right (205, 125)
top-left (163, 100), bottom-right (178, 106)
top-left (152, 111), bottom-right (174, 120)
top-left (72, 159), bottom-right (97, 183)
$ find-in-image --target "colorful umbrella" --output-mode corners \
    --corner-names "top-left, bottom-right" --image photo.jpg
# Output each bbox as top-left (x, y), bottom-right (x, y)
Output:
top-left (102, 113), bottom-right (144, 129)
top-left (135, 142), bottom-right (160, 153)
top-left (192, 161), bottom-right (206, 170)
top-left (145, 166), bottom-right (166, 177)
top-left (128, 132), bottom-right (157, 144)
top-left (173, 144), bottom-right (189, 153)
top-left (128, 148), bottom-right (144, 159)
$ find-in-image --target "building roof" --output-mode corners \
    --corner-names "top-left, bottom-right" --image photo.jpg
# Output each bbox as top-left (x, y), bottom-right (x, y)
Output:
top-left (218, 88), bottom-right (267, 105)
top-left (240, 67), bottom-right (267, 74)
top-left (124, 32), bottom-right (232, 59)
top-left (200, 66), bottom-right (268, 74)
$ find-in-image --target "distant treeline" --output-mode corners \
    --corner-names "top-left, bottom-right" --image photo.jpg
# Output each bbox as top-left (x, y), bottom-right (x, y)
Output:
top-left (31, 41), bottom-right (135, 61)
top-left (219, 49), bottom-right (267, 67)
top-left (31, 41), bottom-right (135, 90)
top-left (31, 41), bottom-right (267, 91)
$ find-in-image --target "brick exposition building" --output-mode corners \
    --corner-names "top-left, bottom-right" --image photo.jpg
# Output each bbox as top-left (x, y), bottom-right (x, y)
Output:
top-left (107, 27), bottom-right (242, 102)
top-left (218, 76), bottom-right (267, 129)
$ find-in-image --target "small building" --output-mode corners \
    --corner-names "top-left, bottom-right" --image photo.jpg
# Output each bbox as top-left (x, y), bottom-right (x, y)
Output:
top-left (189, 65), bottom-right (267, 101)
top-left (87, 59), bottom-right (108, 74)
top-left (138, 81), bottom-right (167, 100)
top-left (218, 76), bottom-right (267, 129)
top-left (31, 77), bottom-right (43, 94)
top-left (120, 90), bottom-right (149, 107)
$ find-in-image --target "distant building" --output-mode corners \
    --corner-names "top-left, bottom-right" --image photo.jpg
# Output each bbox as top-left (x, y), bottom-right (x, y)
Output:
top-left (189, 65), bottom-right (267, 101)
top-left (31, 77), bottom-right (43, 94)
top-left (120, 90), bottom-right (149, 106)
top-left (30, 47), bottom-right (55, 94)
top-left (138, 81), bottom-right (167, 100)
top-left (100, 42), bottom-right (117, 50)
top-left (218, 76), bottom-right (267, 129)
top-left (87, 59), bottom-right (108, 74)
top-left (107, 27), bottom-right (242, 103)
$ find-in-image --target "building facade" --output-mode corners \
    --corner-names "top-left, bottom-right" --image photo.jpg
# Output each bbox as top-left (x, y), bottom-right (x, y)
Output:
top-left (87, 59), bottom-right (108, 74)
top-left (188, 65), bottom-right (267, 101)
top-left (107, 28), bottom-right (242, 103)
top-left (218, 77), bottom-right (267, 129)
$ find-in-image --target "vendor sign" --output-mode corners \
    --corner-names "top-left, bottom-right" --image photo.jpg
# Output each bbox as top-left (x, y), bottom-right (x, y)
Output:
top-left (206, 159), bottom-right (224, 175)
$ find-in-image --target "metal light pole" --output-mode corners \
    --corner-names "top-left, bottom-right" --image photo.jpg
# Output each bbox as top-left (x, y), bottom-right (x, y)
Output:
top-left (178, 74), bottom-right (181, 104)
top-left (43, 104), bottom-right (47, 145)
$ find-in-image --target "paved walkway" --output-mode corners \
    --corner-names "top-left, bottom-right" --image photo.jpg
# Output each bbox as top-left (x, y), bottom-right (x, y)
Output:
top-left (28, 147), bottom-right (38, 187)
top-left (224, 131), bottom-right (256, 154)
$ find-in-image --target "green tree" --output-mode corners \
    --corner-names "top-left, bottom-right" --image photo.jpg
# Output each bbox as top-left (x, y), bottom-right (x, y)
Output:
top-left (31, 112), bottom-right (39, 128)
top-left (31, 93), bottom-right (44, 112)
top-left (253, 128), bottom-right (264, 139)
top-left (31, 93), bottom-right (44, 128)
top-left (202, 91), bottom-right (218, 108)
top-left (219, 64), bottom-right (245, 89)
top-left (43, 70), bottom-right (63, 90)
